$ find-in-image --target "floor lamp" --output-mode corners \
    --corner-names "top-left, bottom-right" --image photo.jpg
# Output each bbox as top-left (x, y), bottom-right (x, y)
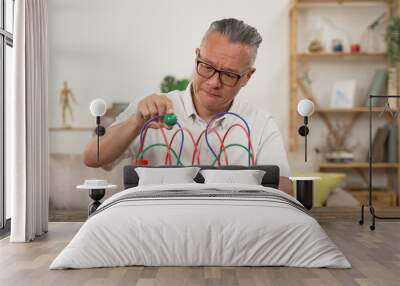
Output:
top-left (359, 95), bottom-right (400, 230)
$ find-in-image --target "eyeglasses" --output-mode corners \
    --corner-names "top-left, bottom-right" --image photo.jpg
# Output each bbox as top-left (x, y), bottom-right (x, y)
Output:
top-left (196, 58), bottom-right (248, 87)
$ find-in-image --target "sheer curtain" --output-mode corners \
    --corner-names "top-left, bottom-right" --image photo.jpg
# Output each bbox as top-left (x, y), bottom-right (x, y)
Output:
top-left (9, 0), bottom-right (49, 242)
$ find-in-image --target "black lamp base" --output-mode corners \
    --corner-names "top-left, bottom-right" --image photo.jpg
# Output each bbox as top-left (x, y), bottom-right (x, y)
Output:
top-left (359, 203), bottom-right (400, 231)
top-left (88, 189), bottom-right (105, 216)
top-left (359, 204), bottom-right (376, 230)
top-left (296, 180), bottom-right (313, 210)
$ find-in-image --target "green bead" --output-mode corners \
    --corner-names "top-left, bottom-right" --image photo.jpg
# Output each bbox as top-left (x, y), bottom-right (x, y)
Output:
top-left (164, 113), bottom-right (177, 126)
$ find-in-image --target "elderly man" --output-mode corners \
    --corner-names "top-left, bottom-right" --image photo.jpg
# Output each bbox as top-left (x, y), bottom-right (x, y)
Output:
top-left (83, 18), bottom-right (292, 194)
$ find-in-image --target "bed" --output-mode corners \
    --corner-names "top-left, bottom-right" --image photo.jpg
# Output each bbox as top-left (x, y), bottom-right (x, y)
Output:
top-left (50, 165), bottom-right (351, 269)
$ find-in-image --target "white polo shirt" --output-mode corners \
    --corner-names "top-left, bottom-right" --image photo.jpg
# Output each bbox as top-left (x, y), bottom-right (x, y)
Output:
top-left (110, 84), bottom-right (291, 177)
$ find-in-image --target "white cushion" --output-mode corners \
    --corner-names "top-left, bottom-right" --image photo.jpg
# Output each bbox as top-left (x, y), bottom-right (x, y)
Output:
top-left (135, 167), bottom-right (201, 186)
top-left (200, 169), bottom-right (266, 185)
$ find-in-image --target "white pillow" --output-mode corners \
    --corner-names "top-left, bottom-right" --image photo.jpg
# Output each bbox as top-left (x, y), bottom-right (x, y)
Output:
top-left (200, 169), bottom-right (266, 185)
top-left (135, 167), bottom-right (201, 186)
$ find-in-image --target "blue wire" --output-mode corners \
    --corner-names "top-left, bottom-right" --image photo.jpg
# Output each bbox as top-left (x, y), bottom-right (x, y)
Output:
top-left (204, 111), bottom-right (252, 166)
top-left (175, 121), bottom-right (184, 166)
top-left (139, 115), bottom-right (163, 153)
top-left (139, 115), bottom-right (185, 166)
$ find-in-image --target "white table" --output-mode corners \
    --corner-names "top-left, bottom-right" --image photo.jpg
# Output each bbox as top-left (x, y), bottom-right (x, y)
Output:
top-left (77, 181), bottom-right (117, 216)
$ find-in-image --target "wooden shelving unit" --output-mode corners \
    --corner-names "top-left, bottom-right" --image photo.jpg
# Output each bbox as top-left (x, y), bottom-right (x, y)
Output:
top-left (289, 0), bottom-right (400, 206)
top-left (289, 0), bottom-right (397, 150)
top-left (297, 0), bottom-right (392, 4)
top-left (298, 52), bottom-right (387, 60)
top-left (320, 162), bottom-right (400, 168)
top-left (315, 107), bottom-right (397, 112)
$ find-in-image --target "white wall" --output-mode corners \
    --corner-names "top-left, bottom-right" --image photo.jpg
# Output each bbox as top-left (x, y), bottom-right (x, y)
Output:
top-left (48, 0), bottom-right (291, 152)
top-left (48, 0), bottom-right (388, 175)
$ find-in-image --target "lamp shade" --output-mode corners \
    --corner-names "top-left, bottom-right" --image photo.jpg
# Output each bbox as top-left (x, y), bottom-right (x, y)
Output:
top-left (90, 99), bottom-right (107, 117)
top-left (297, 99), bottom-right (314, 117)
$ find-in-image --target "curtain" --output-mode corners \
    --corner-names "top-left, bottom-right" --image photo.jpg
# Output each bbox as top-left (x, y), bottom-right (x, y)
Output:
top-left (10, 0), bottom-right (49, 242)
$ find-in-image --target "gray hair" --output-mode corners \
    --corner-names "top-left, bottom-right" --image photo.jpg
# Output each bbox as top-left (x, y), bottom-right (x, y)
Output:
top-left (202, 18), bottom-right (262, 65)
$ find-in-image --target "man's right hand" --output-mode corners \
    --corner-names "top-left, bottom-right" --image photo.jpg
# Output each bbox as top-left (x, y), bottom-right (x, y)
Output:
top-left (134, 94), bottom-right (175, 129)
top-left (83, 93), bottom-right (175, 168)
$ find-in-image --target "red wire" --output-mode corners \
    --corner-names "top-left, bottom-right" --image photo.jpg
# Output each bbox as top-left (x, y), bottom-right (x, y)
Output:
top-left (159, 126), bottom-right (172, 165)
top-left (194, 128), bottom-right (228, 166)
top-left (140, 123), bottom-right (172, 165)
top-left (137, 127), bottom-right (149, 166)
top-left (221, 123), bottom-right (255, 165)
top-left (166, 127), bottom-right (228, 166)
top-left (140, 123), bottom-right (254, 166)
top-left (166, 127), bottom-right (197, 166)
top-left (193, 129), bottom-right (208, 165)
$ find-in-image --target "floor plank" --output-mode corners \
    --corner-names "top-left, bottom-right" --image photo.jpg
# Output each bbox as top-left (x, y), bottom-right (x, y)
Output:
top-left (0, 221), bottom-right (399, 286)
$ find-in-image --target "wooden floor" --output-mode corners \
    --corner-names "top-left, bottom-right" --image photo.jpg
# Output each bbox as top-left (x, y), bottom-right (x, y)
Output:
top-left (1, 220), bottom-right (400, 286)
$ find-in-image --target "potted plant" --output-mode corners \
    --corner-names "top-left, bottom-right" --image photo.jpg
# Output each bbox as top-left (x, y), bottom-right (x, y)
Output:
top-left (160, 75), bottom-right (189, 93)
top-left (385, 16), bottom-right (400, 108)
top-left (386, 16), bottom-right (400, 65)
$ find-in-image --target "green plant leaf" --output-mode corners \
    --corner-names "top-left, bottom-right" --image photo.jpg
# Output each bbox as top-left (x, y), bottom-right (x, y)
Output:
top-left (160, 76), bottom-right (189, 93)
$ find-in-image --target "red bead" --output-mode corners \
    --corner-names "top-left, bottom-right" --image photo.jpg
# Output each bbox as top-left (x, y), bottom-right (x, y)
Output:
top-left (134, 159), bottom-right (149, 166)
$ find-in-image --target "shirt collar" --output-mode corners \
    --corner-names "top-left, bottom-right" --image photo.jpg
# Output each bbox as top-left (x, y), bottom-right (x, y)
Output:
top-left (182, 82), bottom-right (240, 128)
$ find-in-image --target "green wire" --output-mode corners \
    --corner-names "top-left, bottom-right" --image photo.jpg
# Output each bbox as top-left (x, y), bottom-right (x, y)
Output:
top-left (138, 143), bottom-right (252, 166)
top-left (211, 144), bottom-right (252, 166)
top-left (137, 143), bottom-right (183, 165)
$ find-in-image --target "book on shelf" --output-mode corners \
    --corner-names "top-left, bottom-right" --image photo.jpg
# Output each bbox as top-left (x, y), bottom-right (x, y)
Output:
top-left (370, 127), bottom-right (389, 163)
top-left (385, 120), bottom-right (398, 163)
top-left (387, 67), bottom-right (398, 109)
top-left (365, 69), bottom-right (388, 107)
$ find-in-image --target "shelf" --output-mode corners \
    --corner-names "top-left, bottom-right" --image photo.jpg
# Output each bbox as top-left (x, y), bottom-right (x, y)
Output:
top-left (298, 0), bottom-right (390, 5)
top-left (320, 162), bottom-right (400, 169)
top-left (349, 189), bottom-right (397, 207)
top-left (297, 52), bottom-right (387, 60)
top-left (298, 0), bottom-right (390, 2)
top-left (49, 127), bottom-right (93, 132)
top-left (315, 107), bottom-right (398, 113)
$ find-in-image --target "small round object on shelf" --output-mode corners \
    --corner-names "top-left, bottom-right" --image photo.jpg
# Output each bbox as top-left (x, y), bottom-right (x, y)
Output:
top-left (164, 113), bottom-right (177, 126)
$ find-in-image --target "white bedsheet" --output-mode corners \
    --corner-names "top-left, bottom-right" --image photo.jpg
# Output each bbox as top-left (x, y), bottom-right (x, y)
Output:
top-left (50, 183), bottom-right (351, 269)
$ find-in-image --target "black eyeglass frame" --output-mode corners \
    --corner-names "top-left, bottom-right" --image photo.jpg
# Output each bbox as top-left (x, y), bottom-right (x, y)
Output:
top-left (195, 57), bottom-right (249, 87)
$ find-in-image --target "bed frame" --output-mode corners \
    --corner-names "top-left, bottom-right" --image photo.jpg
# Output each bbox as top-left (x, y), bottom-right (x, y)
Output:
top-left (84, 165), bottom-right (280, 215)
top-left (123, 165), bottom-right (280, 189)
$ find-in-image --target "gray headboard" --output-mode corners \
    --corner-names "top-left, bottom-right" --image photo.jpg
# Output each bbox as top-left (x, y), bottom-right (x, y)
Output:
top-left (123, 165), bottom-right (280, 189)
